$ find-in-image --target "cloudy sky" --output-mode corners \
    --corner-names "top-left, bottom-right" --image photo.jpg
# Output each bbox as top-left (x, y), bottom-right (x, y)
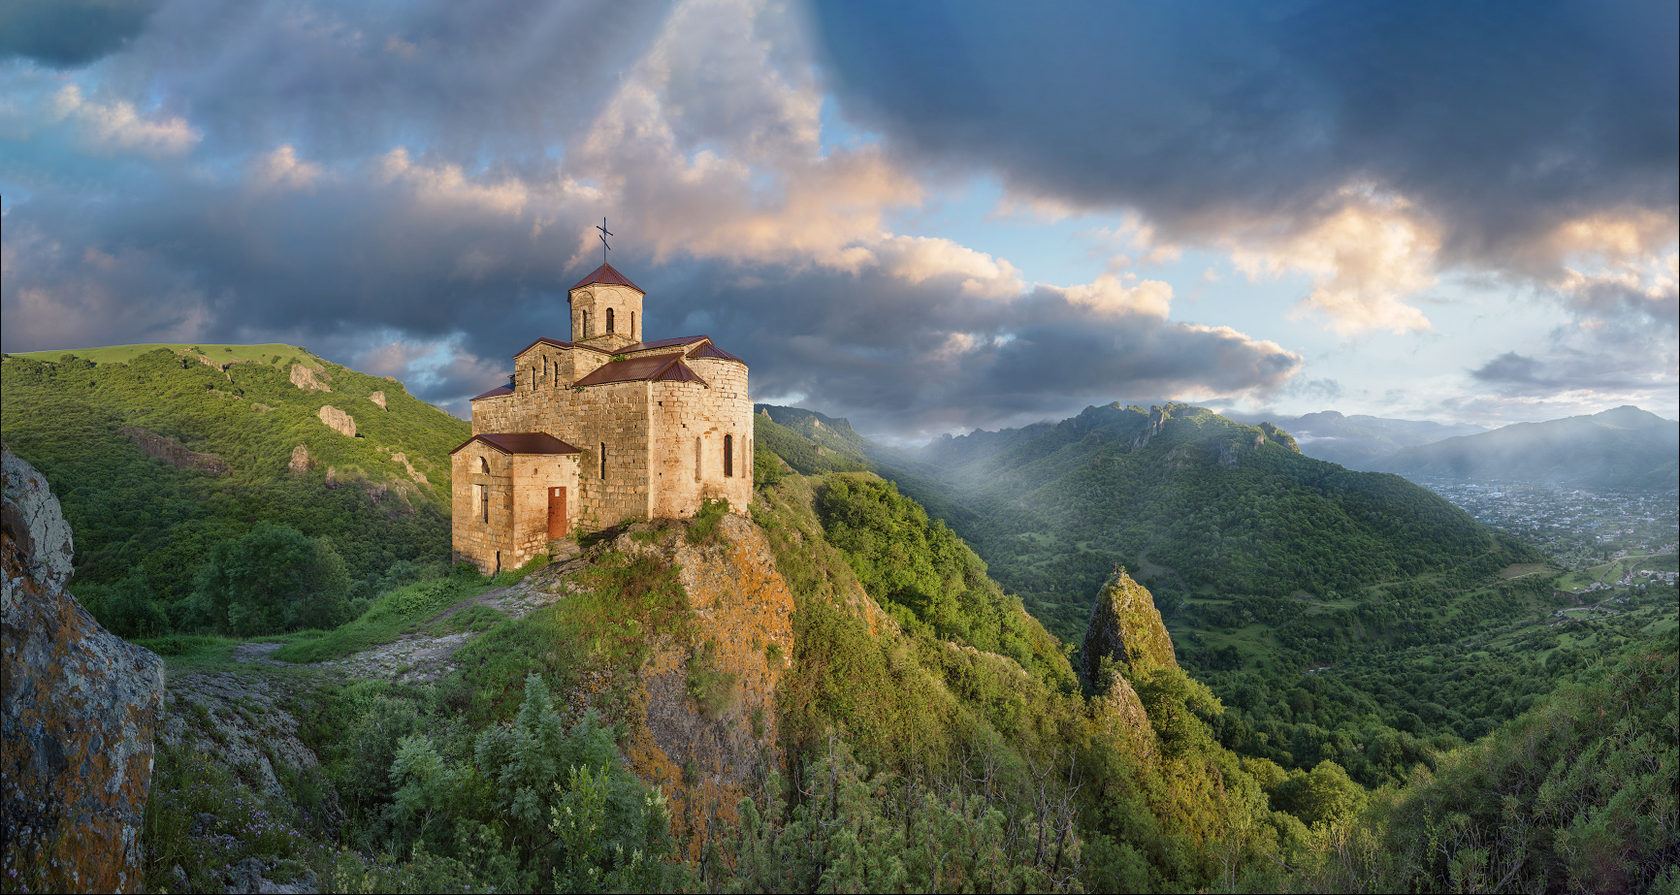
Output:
top-left (3, 0), bottom-right (1675, 439)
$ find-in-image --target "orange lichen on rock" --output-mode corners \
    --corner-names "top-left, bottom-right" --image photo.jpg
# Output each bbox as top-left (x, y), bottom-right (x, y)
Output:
top-left (2, 450), bottom-right (165, 894)
top-left (609, 512), bottom-right (794, 863)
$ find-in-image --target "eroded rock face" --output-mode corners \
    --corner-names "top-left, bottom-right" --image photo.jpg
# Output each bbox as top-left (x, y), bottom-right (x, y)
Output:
top-left (120, 426), bottom-right (228, 475)
top-left (289, 444), bottom-right (311, 474)
top-left (288, 364), bottom-right (331, 392)
top-left (2, 450), bottom-right (165, 894)
top-left (1080, 570), bottom-right (1178, 690)
top-left (368, 390), bottom-right (387, 410)
top-left (316, 405), bottom-right (357, 437)
top-left (390, 451), bottom-right (428, 486)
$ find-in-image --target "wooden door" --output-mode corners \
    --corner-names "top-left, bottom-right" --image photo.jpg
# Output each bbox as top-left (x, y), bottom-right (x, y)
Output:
top-left (548, 487), bottom-right (567, 539)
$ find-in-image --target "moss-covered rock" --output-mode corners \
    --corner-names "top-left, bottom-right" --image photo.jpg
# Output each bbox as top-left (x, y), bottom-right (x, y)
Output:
top-left (1080, 570), bottom-right (1177, 690)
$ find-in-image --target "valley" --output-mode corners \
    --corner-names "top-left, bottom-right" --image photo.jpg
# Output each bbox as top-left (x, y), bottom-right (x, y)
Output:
top-left (2, 349), bottom-right (1675, 893)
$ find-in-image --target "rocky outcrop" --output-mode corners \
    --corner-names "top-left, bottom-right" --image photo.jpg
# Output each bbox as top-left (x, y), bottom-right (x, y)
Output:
top-left (316, 405), bottom-right (357, 438)
top-left (119, 426), bottom-right (228, 475)
top-left (1080, 570), bottom-right (1178, 690)
top-left (1258, 422), bottom-right (1300, 453)
top-left (289, 444), bottom-right (311, 474)
top-left (1091, 669), bottom-right (1157, 765)
top-left (390, 451), bottom-right (428, 486)
top-left (368, 390), bottom-right (387, 410)
top-left (288, 364), bottom-right (331, 392)
top-left (2, 450), bottom-right (165, 894)
top-left (1131, 404), bottom-right (1171, 449)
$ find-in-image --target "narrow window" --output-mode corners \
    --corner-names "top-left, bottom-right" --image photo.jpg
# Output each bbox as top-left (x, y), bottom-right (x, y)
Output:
top-left (475, 483), bottom-right (488, 523)
top-left (694, 436), bottom-right (702, 482)
top-left (631, 311), bottom-right (637, 340)
top-left (724, 434), bottom-right (734, 477)
top-left (479, 456), bottom-right (489, 474)
top-left (607, 308), bottom-right (615, 333)
top-left (600, 442), bottom-right (607, 480)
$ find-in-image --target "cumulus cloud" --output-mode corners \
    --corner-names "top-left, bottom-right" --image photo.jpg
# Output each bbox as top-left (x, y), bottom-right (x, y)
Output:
top-left (1, 0), bottom-right (1305, 434)
top-left (45, 83), bottom-right (200, 157)
top-left (1229, 191), bottom-right (1440, 335)
top-left (811, 0), bottom-right (1678, 333)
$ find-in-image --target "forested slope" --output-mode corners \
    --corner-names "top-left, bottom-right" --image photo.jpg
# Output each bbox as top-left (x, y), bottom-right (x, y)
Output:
top-left (903, 401), bottom-right (1536, 639)
top-left (1, 345), bottom-right (469, 636)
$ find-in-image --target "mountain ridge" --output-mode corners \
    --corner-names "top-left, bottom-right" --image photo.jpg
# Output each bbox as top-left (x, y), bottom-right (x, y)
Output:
top-left (1370, 405), bottom-right (1679, 490)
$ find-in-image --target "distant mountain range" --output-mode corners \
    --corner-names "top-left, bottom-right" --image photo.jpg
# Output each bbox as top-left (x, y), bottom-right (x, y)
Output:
top-left (1369, 405), bottom-right (1679, 491)
top-left (1235, 410), bottom-right (1486, 469)
top-left (791, 401), bottom-right (1535, 642)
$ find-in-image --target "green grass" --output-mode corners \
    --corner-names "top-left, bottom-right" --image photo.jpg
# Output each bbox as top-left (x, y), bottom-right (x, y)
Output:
top-left (424, 604), bottom-right (506, 636)
top-left (274, 574), bottom-right (493, 663)
top-left (8, 342), bottom-right (317, 367)
top-left (133, 633), bottom-right (244, 668)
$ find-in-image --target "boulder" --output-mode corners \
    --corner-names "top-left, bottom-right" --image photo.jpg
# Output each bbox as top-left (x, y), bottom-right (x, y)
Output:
top-left (368, 390), bottom-right (387, 410)
top-left (288, 364), bottom-right (330, 392)
top-left (2, 450), bottom-right (165, 894)
top-left (289, 444), bottom-right (311, 474)
top-left (1080, 570), bottom-right (1178, 690)
top-left (316, 406), bottom-right (356, 438)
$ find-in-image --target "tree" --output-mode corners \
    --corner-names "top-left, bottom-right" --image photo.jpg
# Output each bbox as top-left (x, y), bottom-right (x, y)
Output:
top-left (190, 522), bottom-right (352, 635)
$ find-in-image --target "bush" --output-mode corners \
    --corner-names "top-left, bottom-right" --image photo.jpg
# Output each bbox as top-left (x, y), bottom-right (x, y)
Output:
top-left (685, 497), bottom-right (729, 545)
top-left (189, 522), bottom-right (353, 635)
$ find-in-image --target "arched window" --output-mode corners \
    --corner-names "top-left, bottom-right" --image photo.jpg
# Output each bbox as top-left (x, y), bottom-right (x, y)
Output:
top-left (600, 442), bottom-right (607, 480)
top-left (530, 366), bottom-right (537, 390)
top-left (607, 308), bottom-right (615, 333)
top-left (479, 456), bottom-right (490, 474)
top-left (724, 434), bottom-right (734, 477)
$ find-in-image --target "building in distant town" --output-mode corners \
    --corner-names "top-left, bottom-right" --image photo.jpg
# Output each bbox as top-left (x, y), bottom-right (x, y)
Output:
top-left (450, 262), bottom-right (751, 572)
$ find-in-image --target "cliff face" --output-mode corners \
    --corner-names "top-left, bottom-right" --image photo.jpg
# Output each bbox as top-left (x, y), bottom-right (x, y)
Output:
top-left (1080, 570), bottom-right (1178, 688)
top-left (609, 513), bottom-right (795, 863)
top-left (1082, 571), bottom-right (1178, 766)
top-left (2, 450), bottom-right (165, 894)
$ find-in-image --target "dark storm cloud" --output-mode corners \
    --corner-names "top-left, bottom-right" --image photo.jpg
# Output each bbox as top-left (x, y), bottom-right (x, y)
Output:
top-left (0, 0), bottom-right (159, 67)
top-left (658, 266), bottom-right (1301, 436)
top-left (91, 0), bottom-right (671, 162)
top-left (0, 0), bottom-right (1308, 434)
top-left (810, 0), bottom-right (1679, 270)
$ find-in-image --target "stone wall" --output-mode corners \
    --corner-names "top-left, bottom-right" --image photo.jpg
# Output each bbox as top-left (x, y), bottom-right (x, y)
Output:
top-left (569, 283), bottom-right (643, 346)
top-left (451, 445), bottom-right (579, 573)
top-left (649, 359), bottom-right (753, 518)
top-left (466, 342), bottom-right (752, 538)
top-left (451, 446), bottom-right (510, 572)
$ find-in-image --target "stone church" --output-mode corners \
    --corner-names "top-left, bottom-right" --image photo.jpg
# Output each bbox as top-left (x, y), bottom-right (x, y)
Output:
top-left (450, 262), bottom-right (752, 572)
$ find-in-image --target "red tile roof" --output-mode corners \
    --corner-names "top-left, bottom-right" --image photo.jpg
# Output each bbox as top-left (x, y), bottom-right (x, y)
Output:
top-left (687, 342), bottom-right (744, 363)
top-left (573, 354), bottom-right (709, 387)
top-left (472, 384), bottom-right (514, 400)
top-left (569, 262), bottom-right (643, 293)
top-left (514, 336), bottom-right (613, 357)
top-left (511, 334), bottom-right (746, 363)
top-left (450, 432), bottom-right (582, 455)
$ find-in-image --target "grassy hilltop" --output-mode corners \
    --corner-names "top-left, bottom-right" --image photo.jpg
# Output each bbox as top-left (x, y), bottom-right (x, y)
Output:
top-left (1, 344), bottom-right (469, 633)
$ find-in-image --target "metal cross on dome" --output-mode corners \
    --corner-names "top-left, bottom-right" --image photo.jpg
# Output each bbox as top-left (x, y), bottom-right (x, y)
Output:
top-left (596, 217), bottom-right (613, 265)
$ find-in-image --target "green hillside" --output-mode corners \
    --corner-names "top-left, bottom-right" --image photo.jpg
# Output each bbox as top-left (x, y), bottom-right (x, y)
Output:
top-left (906, 402), bottom-right (1538, 640)
top-left (1, 345), bottom-right (470, 635)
